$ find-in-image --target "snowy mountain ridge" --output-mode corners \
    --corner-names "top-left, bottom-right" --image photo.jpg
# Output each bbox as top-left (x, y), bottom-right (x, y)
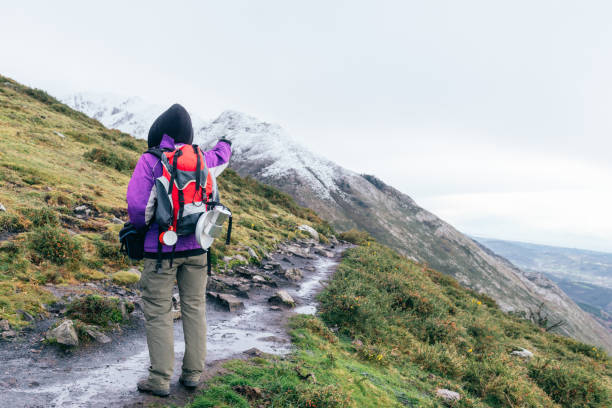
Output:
top-left (62, 92), bottom-right (201, 140)
top-left (61, 93), bottom-right (345, 201)
top-left (200, 111), bottom-right (347, 201)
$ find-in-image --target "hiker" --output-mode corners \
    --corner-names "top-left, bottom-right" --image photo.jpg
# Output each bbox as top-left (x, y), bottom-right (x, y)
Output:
top-left (126, 104), bottom-right (232, 396)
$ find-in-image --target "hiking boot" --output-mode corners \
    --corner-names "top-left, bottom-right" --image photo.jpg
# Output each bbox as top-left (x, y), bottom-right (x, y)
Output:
top-left (179, 376), bottom-right (199, 389)
top-left (137, 378), bottom-right (170, 397)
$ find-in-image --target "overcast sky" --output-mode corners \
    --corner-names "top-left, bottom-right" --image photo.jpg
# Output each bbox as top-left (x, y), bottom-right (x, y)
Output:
top-left (2, 1), bottom-right (611, 252)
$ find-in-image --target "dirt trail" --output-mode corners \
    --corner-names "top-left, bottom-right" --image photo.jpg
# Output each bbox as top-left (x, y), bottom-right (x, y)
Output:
top-left (0, 241), bottom-right (347, 408)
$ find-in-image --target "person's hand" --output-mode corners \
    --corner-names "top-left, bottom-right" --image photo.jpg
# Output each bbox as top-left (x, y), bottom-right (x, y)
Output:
top-left (218, 136), bottom-right (232, 146)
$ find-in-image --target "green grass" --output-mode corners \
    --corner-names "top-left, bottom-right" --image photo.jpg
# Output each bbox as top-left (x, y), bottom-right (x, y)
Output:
top-left (186, 241), bottom-right (611, 407)
top-left (0, 74), bottom-right (331, 326)
top-left (84, 147), bottom-right (137, 173)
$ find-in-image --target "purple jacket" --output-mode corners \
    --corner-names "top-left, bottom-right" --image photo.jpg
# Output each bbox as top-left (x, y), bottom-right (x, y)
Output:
top-left (127, 134), bottom-right (232, 257)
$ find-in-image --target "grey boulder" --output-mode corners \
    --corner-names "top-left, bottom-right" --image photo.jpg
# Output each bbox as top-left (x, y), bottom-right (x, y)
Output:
top-left (436, 388), bottom-right (461, 403)
top-left (297, 225), bottom-right (319, 242)
top-left (510, 348), bottom-right (534, 359)
top-left (268, 290), bottom-right (295, 308)
top-left (207, 292), bottom-right (245, 312)
top-left (47, 320), bottom-right (79, 346)
top-left (83, 325), bottom-right (111, 344)
top-left (276, 268), bottom-right (303, 282)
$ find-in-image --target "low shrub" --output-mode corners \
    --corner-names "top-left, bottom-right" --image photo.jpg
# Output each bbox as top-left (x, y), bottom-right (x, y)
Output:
top-left (411, 343), bottom-right (465, 378)
top-left (119, 139), bottom-right (138, 151)
top-left (0, 242), bottom-right (29, 280)
top-left (65, 130), bottom-right (93, 144)
top-left (19, 207), bottom-right (59, 227)
top-left (0, 212), bottom-right (27, 233)
top-left (44, 192), bottom-right (74, 207)
top-left (559, 337), bottom-right (608, 361)
top-left (67, 294), bottom-right (130, 327)
top-left (464, 357), bottom-right (553, 407)
top-left (528, 359), bottom-right (609, 407)
top-left (28, 226), bottom-right (81, 265)
top-left (412, 317), bottom-right (459, 345)
top-left (24, 87), bottom-right (56, 104)
top-left (356, 342), bottom-right (390, 365)
top-left (278, 384), bottom-right (352, 408)
top-left (94, 239), bottom-right (127, 266)
top-left (337, 229), bottom-right (372, 245)
top-left (84, 147), bottom-right (136, 172)
top-left (291, 315), bottom-right (338, 344)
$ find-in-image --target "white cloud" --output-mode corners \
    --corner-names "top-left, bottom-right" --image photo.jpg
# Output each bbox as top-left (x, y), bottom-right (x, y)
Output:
top-left (420, 189), bottom-right (612, 252)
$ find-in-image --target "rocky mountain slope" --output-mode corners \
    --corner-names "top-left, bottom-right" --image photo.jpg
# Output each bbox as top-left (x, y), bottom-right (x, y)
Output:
top-left (61, 93), bottom-right (612, 351)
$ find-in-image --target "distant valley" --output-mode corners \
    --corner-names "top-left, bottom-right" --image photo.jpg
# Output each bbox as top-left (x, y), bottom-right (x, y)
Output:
top-left (476, 237), bottom-right (612, 331)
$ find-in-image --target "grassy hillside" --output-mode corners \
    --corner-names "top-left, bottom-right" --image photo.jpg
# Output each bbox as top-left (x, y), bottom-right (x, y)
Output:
top-left (1, 76), bottom-right (610, 407)
top-left (186, 236), bottom-right (611, 407)
top-left (0, 74), bottom-right (331, 328)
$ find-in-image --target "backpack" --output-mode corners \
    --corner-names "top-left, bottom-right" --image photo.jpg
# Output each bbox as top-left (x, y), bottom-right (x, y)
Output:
top-left (150, 144), bottom-right (216, 236)
top-left (120, 144), bottom-right (232, 274)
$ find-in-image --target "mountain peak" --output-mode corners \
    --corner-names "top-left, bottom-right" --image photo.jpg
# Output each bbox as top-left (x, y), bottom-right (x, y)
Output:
top-left (204, 110), bottom-right (293, 145)
top-left (201, 110), bottom-right (343, 201)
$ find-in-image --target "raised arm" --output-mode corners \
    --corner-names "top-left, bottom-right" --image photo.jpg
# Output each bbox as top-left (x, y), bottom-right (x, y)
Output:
top-left (203, 138), bottom-right (232, 177)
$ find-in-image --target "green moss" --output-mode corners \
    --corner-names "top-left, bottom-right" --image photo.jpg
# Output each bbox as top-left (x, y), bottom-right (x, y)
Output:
top-left (0, 280), bottom-right (55, 328)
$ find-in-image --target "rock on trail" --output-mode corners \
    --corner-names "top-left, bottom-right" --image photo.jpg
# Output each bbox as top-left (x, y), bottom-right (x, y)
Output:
top-left (46, 320), bottom-right (79, 346)
top-left (268, 290), bottom-right (296, 308)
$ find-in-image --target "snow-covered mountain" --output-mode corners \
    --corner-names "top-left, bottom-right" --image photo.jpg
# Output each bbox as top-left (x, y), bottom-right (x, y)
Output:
top-left (62, 92), bottom-right (612, 351)
top-left (62, 92), bottom-right (210, 141)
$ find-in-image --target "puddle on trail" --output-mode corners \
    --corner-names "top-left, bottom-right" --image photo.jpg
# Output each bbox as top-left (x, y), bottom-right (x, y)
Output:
top-left (1, 254), bottom-right (340, 407)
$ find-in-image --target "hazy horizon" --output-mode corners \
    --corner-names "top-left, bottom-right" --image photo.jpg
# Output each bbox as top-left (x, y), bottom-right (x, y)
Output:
top-left (2, 1), bottom-right (611, 252)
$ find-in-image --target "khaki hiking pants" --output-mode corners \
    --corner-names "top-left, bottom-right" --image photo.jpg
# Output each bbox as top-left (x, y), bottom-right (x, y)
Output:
top-left (140, 254), bottom-right (207, 387)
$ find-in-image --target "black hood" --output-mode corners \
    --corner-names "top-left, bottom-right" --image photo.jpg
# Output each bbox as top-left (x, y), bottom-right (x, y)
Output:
top-left (147, 103), bottom-right (194, 148)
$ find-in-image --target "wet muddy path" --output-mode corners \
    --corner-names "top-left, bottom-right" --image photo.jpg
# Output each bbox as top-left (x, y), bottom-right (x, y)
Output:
top-left (0, 241), bottom-right (346, 407)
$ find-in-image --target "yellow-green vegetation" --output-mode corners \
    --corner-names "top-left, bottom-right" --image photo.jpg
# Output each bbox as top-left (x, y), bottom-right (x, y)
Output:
top-left (187, 240), bottom-right (611, 407)
top-left (0, 74), bottom-right (331, 327)
top-left (111, 270), bottom-right (141, 285)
